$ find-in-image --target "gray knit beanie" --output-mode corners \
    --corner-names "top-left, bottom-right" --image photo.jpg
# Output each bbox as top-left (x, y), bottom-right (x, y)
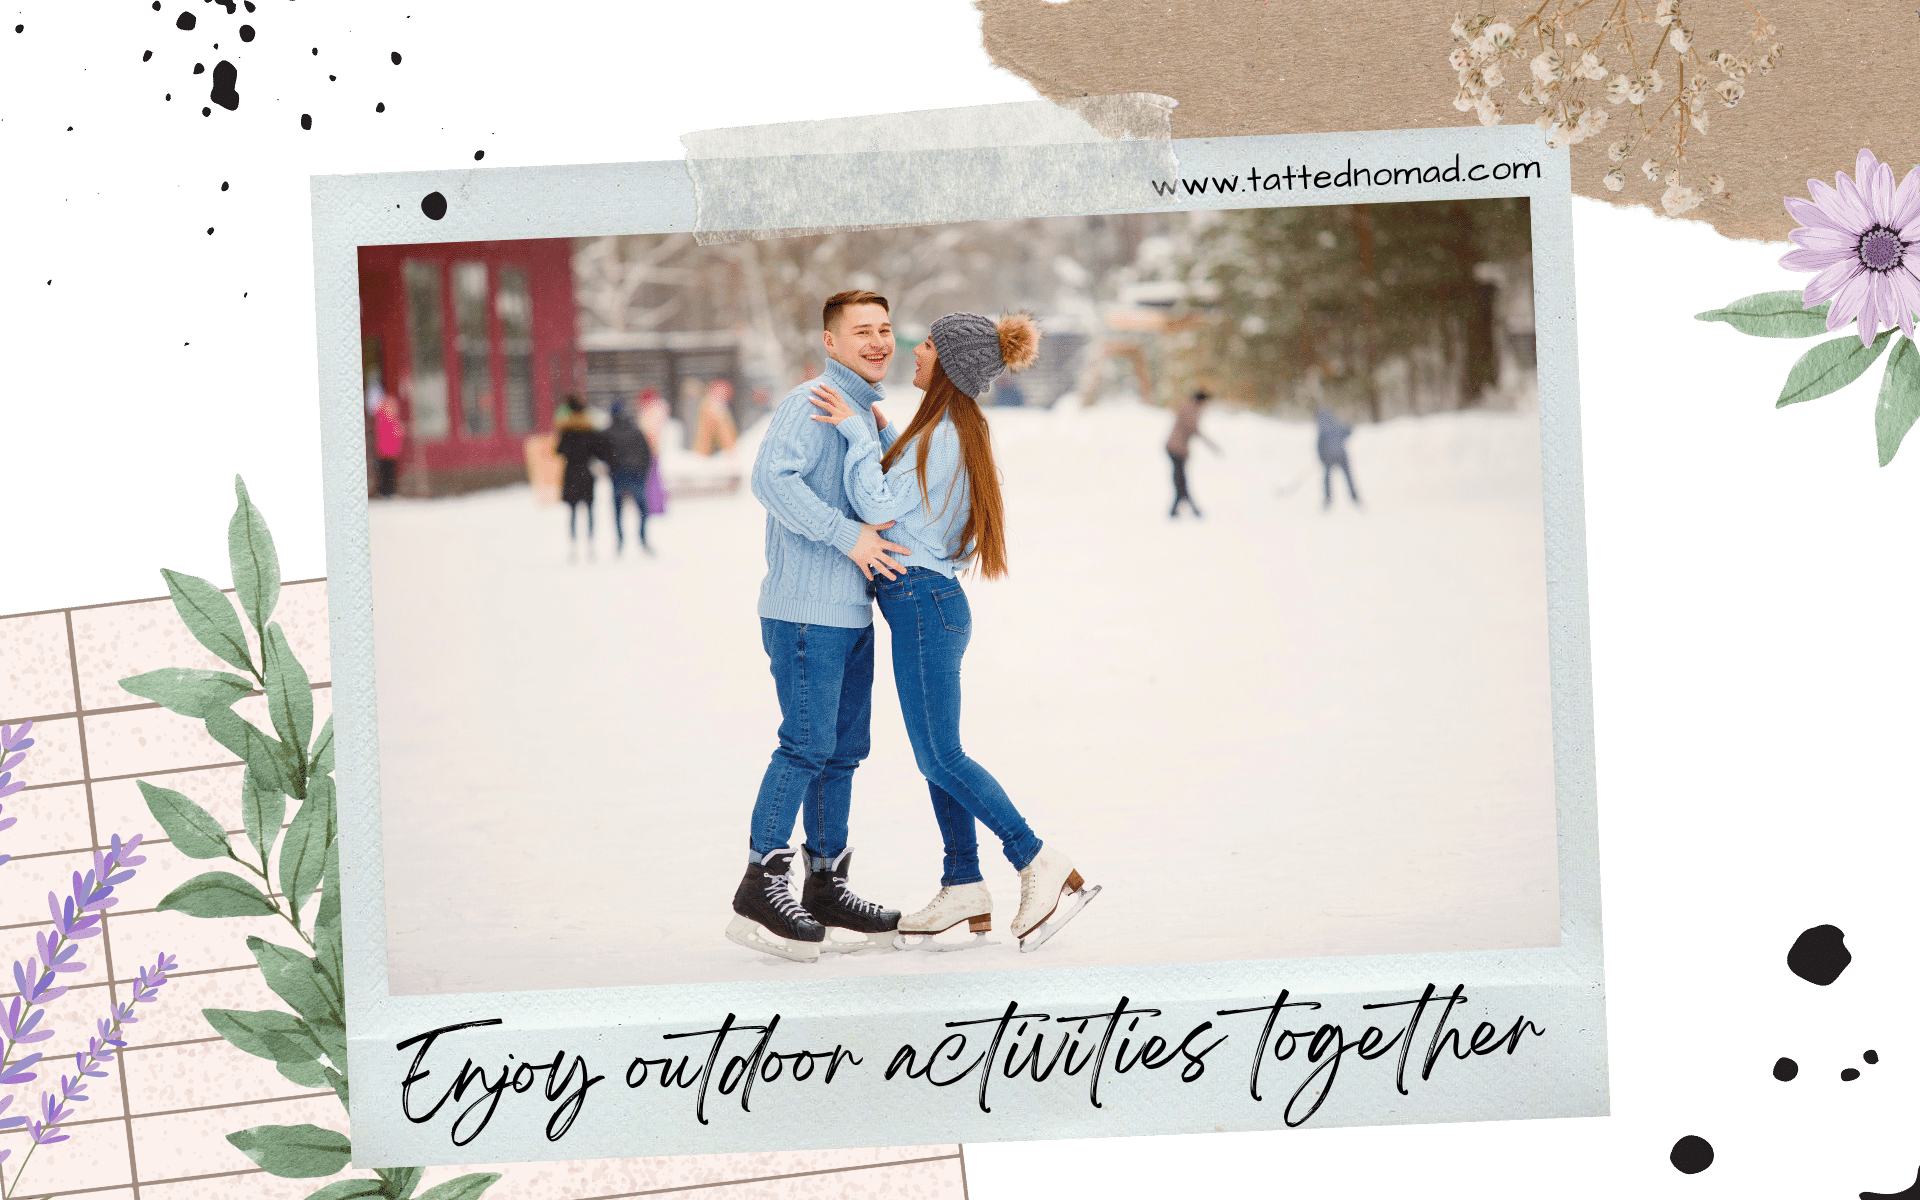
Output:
top-left (928, 312), bottom-right (1041, 399)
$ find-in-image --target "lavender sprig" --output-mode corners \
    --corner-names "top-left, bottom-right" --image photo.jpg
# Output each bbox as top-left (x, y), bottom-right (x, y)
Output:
top-left (0, 722), bottom-right (34, 868)
top-left (2, 953), bottom-right (175, 1199)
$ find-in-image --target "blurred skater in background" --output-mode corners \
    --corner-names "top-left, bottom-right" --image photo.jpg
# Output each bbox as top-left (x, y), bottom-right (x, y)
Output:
top-left (1316, 405), bottom-right (1362, 510)
top-left (555, 395), bottom-right (606, 558)
top-left (1166, 389), bottom-right (1219, 518)
top-left (373, 392), bottom-right (405, 498)
top-left (604, 400), bottom-right (655, 555)
top-left (638, 385), bottom-right (672, 519)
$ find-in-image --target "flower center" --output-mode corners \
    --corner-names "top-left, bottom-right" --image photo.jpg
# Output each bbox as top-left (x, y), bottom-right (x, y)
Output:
top-left (1857, 225), bottom-right (1905, 273)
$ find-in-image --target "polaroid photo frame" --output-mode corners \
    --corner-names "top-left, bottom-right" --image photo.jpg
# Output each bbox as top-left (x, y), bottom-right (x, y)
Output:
top-left (312, 112), bottom-right (1603, 1167)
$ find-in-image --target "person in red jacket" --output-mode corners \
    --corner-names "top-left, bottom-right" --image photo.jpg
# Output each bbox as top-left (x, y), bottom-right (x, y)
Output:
top-left (374, 395), bottom-right (406, 498)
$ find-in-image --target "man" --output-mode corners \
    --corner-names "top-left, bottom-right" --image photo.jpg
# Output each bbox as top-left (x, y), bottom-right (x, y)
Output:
top-left (1316, 405), bottom-right (1362, 510)
top-left (1166, 388), bottom-right (1218, 518)
top-left (727, 290), bottom-right (913, 963)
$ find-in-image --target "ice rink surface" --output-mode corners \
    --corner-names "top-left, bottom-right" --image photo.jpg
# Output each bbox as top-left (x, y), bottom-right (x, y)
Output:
top-left (369, 397), bottom-right (1559, 993)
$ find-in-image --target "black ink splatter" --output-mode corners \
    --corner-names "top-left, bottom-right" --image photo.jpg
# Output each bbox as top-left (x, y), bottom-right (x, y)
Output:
top-left (310, 46), bottom-right (317, 55)
top-left (244, 0), bottom-right (254, 10)
top-left (328, 74), bottom-right (335, 81)
top-left (213, 0), bottom-right (235, 12)
top-left (391, 51), bottom-right (402, 64)
top-left (1842, 1067), bottom-right (1861, 1081)
top-left (201, 106), bottom-right (210, 116)
top-left (1788, 925), bottom-right (1852, 986)
top-left (300, 113), bottom-right (312, 130)
top-left (421, 191), bottom-right (448, 220)
top-left (165, 92), bottom-right (171, 100)
top-left (210, 60), bottom-right (238, 110)
top-left (221, 181), bottom-right (229, 191)
top-left (143, 49), bottom-right (153, 61)
top-left (175, 11), bottom-right (195, 30)
top-left (13, 24), bottom-right (21, 33)
top-left (1773, 1057), bottom-right (1798, 1081)
top-left (192, 62), bottom-right (204, 74)
top-left (1862, 1166), bottom-right (1920, 1199)
top-left (375, 102), bottom-right (385, 112)
top-left (239, 24), bottom-right (253, 41)
top-left (473, 150), bottom-right (484, 161)
top-left (1866, 1050), bottom-right (1880, 1064)
top-left (151, 1), bottom-right (159, 9)
top-left (1670, 1135), bottom-right (1714, 1174)
top-left (206, 227), bottom-right (214, 235)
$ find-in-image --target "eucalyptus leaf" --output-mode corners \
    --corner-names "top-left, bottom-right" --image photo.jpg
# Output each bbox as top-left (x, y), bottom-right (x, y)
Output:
top-left (137, 780), bottom-right (232, 860)
top-left (310, 714), bottom-right (336, 779)
top-left (263, 623), bottom-right (314, 776)
top-left (1696, 290), bottom-right (1833, 338)
top-left (315, 887), bottom-right (345, 1017)
top-left (301, 1180), bottom-right (387, 1200)
top-left (317, 831), bottom-right (343, 934)
top-left (277, 1058), bottom-right (331, 1089)
top-left (415, 1174), bottom-right (504, 1200)
top-left (241, 767), bottom-right (287, 873)
top-left (1777, 330), bottom-right (1895, 407)
top-left (118, 667), bottom-right (254, 718)
top-left (325, 1063), bottom-right (351, 1110)
top-left (156, 870), bottom-right (278, 919)
top-left (280, 787), bottom-right (331, 923)
top-left (226, 1123), bottom-right (351, 1179)
top-left (161, 568), bottom-right (255, 675)
top-left (248, 936), bottom-right (342, 1029)
top-left (206, 706), bottom-right (300, 799)
top-left (1875, 336), bottom-right (1920, 466)
top-left (376, 1168), bottom-right (426, 1200)
top-left (230, 476), bottom-right (283, 635)
top-left (203, 1008), bottom-right (326, 1064)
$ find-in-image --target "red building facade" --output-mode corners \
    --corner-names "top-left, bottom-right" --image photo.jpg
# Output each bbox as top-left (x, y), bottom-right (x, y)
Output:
top-left (358, 239), bottom-right (579, 495)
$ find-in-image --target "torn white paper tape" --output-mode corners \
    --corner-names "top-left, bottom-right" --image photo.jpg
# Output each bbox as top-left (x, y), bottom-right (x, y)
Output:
top-left (681, 95), bottom-right (1178, 243)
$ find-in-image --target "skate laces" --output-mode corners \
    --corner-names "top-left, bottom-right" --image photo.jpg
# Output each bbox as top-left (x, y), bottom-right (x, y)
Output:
top-left (835, 878), bottom-right (884, 918)
top-left (763, 872), bottom-right (810, 922)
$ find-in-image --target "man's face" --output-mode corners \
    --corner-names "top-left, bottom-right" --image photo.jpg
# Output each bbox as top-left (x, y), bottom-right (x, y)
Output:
top-left (823, 303), bottom-right (894, 384)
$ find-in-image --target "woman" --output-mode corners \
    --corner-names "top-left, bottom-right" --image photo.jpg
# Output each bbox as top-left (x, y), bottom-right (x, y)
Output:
top-left (808, 312), bottom-right (1098, 953)
top-left (554, 394), bottom-right (604, 556)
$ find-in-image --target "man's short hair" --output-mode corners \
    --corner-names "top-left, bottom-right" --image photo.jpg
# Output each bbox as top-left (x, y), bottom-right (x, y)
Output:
top-left (823, 290), bottom-right (890, 331)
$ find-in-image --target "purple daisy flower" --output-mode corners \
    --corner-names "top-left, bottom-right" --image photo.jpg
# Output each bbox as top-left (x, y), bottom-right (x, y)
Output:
top-left (1782, 148), bottom-right (1920, 346)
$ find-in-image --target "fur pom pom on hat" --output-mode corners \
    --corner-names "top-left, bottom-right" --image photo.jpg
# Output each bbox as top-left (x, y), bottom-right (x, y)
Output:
top-left (929, 311), bottom-right (1043, 398)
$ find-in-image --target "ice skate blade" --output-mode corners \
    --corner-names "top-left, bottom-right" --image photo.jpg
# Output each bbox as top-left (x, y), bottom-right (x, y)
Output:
top-left (893, 930), bottom-right (997, 953)
top-left (817, 930), bottom-right (901, 956)
top-left (1017, 884), bottom-right (1100, 953)
top-left (725, 914), bottom-right (821, 963)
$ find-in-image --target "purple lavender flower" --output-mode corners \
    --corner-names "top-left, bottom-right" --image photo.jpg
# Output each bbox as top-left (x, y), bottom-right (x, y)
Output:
top-left (0, 720), bottom-right (32, 862)
top-left (1783, 148), bottom-right (1920, 345)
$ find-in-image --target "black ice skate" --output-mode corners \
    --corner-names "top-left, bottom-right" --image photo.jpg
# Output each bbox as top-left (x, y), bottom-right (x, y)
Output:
top-left (802, 849), bottom-right (901, 955)
top-left (726, 848), bottom-right (826, 963)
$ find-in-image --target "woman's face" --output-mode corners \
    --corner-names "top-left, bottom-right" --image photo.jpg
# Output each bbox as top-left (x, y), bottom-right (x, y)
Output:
top-left (911, 338), bottom-right (937, 390)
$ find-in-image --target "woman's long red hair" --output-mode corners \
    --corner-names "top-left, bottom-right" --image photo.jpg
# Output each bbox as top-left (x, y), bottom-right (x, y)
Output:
top-left (880, 359), bottom-right (1008, 580)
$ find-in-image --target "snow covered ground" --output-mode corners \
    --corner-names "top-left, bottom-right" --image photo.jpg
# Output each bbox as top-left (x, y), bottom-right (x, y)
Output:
top-left (369, 397), bottom-right (1559, 994)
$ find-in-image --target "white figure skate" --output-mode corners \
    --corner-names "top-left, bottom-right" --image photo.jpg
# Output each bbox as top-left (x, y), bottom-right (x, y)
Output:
top-left (1012, 845), bottom-right (1099, 953)
top-left (893, 882), bottom-right (997, 952)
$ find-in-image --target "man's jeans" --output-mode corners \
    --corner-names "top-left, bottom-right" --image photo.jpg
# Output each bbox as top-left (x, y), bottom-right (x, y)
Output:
top-left (874, 568), bottom-right (1041, 886)
top-left (748, 618), bottom-right (874, 864)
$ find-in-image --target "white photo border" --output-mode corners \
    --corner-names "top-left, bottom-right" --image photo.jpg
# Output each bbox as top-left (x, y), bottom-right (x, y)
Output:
top-left (314, 122), bottom-right (1603, 1166)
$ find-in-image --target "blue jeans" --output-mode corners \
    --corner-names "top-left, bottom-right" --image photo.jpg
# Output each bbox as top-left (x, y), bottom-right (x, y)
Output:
top-left (610, 471), bottom-right (648, 547)
top-left (874, 568), bottom-right (1041, 886)
top-left (748, 618), bottom-right (874, 864)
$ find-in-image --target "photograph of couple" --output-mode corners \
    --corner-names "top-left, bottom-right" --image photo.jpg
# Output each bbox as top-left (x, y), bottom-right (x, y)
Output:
top-left (360, 200), bottom-right (1559, 992)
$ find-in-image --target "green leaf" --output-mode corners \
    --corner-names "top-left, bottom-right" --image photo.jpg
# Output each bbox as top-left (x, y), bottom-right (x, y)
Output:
top-left (317, 822), bottom-right (343, 934)
top-left (1695, 290), bottom-right (1833, 338)
top-left (1876, 336), bottom-right (1920, 466)
top-left (280, 780), bottom-right (333, 922)
top-left (310, 714), bottom-right (336, 778)
top-left (1777, 329), bottom-right (1895, 407)
top-left (226, 1123), bottom-right (351, 1179)
top-left (161, 567), bottom-right (255, 675)
top-left (157, 870), bottom-right (279, 918)
top-left (263, 623), bottom-right (314, 777)
top-left (301, 1180), bottom-right (387, 1200)
top-left (248, 936), bottom-right (342, 1030)
top-left (119, 667), bottom-right (255, 718)
top-left (206, 706), bottom-right (300, 799)
top-left (376, 1167), bottom-right (426, 1200)
top-left (203, 1008), bottom-right (325, 1064)
top-left (314, 916), bottom-right (345, 1025)
top-left (230, 476), bottom-right (283, 635)
top-left (137, 781), bottom-right (233, 860)
top-left (415, 1175), bottom-right (504, 1200)
top-left (325, 1063), bottom-right (350, 1110)
top-left (241, 767), bottom-right (287, 875)
top-left (276, 1058), bottom-right (331, 1089)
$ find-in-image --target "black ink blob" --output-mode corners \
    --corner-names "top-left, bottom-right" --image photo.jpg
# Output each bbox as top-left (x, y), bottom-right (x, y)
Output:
top-left (151, 1), bottom-right (159, 9)
top-left (1866, 1050), bottom-right (1880, 1064)
top-left (210, 60), bottom-right (238, 109)
top-left (201, 106), bottom-right (210, 116)
top-left (391, 51), bottom-right (402, 64)
top-left (1773, 1057), bottom-right (1798, 1081)
top-left (239, 24), bottom-right (253, 41)
top-left (328, 74), bottom-right (335, 81)
top-left (300, 113), bottom-right (312, 130)
top-left (473, 150), bottom-right (484, 161)
top-left (206, 227), bottom-right (214, 235)
top-left (244, 0), bottom-right (254, 10)
top-left (192, 62), bottom-right (204, 74)
top-left (175, 11), bottom-right (195, 30)
top-left (1788, 925), bottom-right (1852, 986)
top-left (1670, 1135), bottom-right (1714, 1174)
top-left (214, 0), bottom-right (235, 12)
top-left (165, 92), bottom-right (171, 100)
top-left (143, 49), bottom-right (152, 60)
top-left (310, 46), bottom-right (317, 55)
top-left (1862, 1166), bottom-right (1920, 1199)
top-left (221, 181), bottom-right (228, 191)
top-left (420, 191), bottom-right (448, 220)
top-left (13, 24), bottom-right (21, 33)
top-left (1843, 1068), bottom-right (1861, 1081)
top-left (375, 102), bottom-right (385, 112)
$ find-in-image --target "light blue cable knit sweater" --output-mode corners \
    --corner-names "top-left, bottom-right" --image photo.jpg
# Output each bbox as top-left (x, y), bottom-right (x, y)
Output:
top-left (837, 413), bottom-right (970, 578)
top-left (751, 358), bottom-right (900, 628)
